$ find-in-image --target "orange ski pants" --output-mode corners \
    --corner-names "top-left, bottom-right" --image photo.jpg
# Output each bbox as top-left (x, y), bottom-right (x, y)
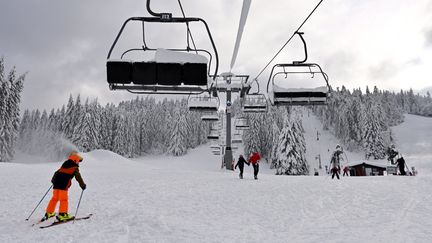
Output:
top-left (46, 189), bottom-right (69, 214)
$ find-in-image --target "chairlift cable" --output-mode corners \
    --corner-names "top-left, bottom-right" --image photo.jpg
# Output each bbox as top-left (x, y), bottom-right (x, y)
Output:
top-left (229, 0), bottom-right (252, 73)
top-left (253, 0), bottom-right (324, 82)
top-left (177, 0), bottom-right (198, 54)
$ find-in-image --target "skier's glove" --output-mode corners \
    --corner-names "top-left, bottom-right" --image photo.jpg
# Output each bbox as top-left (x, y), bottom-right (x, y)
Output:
top-left (80, 183), bottom-right (87, 190)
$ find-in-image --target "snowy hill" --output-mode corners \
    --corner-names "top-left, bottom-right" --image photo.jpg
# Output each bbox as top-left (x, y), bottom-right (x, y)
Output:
top-left (1, 114), bottom-right (432, 242)
top-left (301, 110), bottom-right (369, 175)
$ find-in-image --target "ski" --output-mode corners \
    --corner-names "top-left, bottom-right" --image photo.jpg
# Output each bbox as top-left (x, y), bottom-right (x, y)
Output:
top-left (39, 214), bottom-right (93, 229)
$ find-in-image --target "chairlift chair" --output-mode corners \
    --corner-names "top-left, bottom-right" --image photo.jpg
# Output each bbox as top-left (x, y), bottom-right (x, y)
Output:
top-left (212, 151), bottom-right (221, 156)
top-left (266, 32), bottom-right (330, 106)
top-left (106, 0), bottom-right (219, 95)
top-left (188, 95), bottom-right (220, 112)
top-left (212, 147), bottom-right (221, 152)
top-left (207, 133), bottom-right (220, 140)
top-left (242, 93), bottom-right (268, 113)
top-left (210, 121), bottom-right (222, 130)
top-left (210, 144), bottom-right (220, 150)
top-left (232, 136), bottom-right (242, 144)
top-left (234, 117), bottom-right (250, 130)
top-left (207, 126), bottom-right (220, 140)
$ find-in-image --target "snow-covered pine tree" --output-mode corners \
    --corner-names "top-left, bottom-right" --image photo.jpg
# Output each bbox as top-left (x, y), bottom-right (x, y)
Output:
top-left (167, 107), bottom-right (188, 156)
top-left (243, 114), bottom-right (261, 158)
top-left (273, 110), bottom-right (309, 175)
top-left (111, 114), bottom-right (128, 157)
top-left (269, 121), bottom-right (281, 169)
top-left (361, 90), bottom-right (387, 160)
top-left (18, 110), bottom-right (31, 147)
top-left (0, 67), bottom-right (7, 161)
top-left (61, 95), bottom-right (75, 139)
top-left (73, 99), bottom-right (100, 152)
top-left (99, 103), bottom-right (115, 151)
top-left (345, 88), bottom-right (363, 149)
top-left (0, 58), bottom-right (25, 162)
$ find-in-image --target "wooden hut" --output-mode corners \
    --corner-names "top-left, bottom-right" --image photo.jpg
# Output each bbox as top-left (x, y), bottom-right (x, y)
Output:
top-left (348, 162), bottom-right (387, 176)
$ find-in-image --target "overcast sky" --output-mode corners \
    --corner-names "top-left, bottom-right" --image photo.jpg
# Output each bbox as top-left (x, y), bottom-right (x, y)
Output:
top-left (1, 0), bottom-right (432, 111)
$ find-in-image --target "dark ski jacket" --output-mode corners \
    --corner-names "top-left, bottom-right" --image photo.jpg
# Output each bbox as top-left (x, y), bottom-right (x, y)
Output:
top-left (235, 156), bottom-right (249, 169)
top-left (397, 157), bottom-right (406, 175)
top-left (330, 150), bottom-right (343, 169)
top-left (51, 159), bottom-right (85, 190)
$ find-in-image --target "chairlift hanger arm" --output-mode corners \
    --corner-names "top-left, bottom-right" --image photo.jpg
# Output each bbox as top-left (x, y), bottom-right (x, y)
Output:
top-left (107, 17), bottom-right (219, 80)
top-left (146, 0), bottom-right (171, 19)
top-left (293, 32), bottom-right (308, 64)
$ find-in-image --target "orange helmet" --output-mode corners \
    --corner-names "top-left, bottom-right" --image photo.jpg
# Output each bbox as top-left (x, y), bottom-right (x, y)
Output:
top-left (68, 152), bottom-right (83, 164)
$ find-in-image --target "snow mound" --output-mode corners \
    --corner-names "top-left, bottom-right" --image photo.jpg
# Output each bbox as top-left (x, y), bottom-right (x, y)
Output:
top-left (84, 149), bottom-right (132, 164)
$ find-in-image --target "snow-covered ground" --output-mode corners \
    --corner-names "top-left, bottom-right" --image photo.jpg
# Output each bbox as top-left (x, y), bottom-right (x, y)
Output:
top-left (1, 114), bottom-right (431, 242)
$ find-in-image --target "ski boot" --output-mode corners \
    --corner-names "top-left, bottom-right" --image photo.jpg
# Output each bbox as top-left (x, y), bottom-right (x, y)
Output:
top-left (41, 212), bottom-right (56, 222)
top-left (56, 213), bottom-right (74, 222)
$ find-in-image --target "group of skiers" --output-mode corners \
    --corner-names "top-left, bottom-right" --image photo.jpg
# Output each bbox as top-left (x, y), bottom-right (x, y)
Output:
top-left (234, 150), bottom-right (261, 180)
top-left (327, 143), bottom-right (415, 179)
top-left (35, 142), bottom-right (416, 224)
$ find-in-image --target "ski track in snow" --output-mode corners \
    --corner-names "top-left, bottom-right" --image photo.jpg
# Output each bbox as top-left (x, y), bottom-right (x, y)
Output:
top-left (1, 114), bottom-right (431, 242)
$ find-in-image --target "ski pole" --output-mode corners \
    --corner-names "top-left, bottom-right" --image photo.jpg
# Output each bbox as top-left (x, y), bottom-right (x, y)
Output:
top-left (73, 190), bottom-right (84, 224)
top-left (25, 185), bottom-right (53, 221)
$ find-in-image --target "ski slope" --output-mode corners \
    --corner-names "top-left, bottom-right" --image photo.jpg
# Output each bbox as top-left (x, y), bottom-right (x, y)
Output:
top-left (1, 114), bottom-right (432, 242)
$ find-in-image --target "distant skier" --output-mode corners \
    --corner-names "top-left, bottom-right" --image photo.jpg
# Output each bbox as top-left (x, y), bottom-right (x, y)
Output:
top-left (249, 150), bottom-right (261, 180)
top-left (396, 157), bottom-right (406, 176)
top-left (41, 152), bottom-right (86, 222)
top-left (235, 155), bottom-right (249, 179)
top-left (387, 144), bottom-right (399, 165)
top-left (330, 144), bottom-right (344, 180)
top-left (342, 166), bottom-right (349, 176)
top-left (411, 166), bottom-right (417, 176)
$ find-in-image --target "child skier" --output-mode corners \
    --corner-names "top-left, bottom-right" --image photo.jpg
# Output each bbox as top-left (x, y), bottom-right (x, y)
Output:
top-left (330, 145), bottom-right (344, 180)
top-left (234, 155), bottom-right (249, 179)
top-left (342, 166), bottom-right (349, 176)
top-left (41, 152), bottom-right (86, 222)
top-left (249, 150), bottom-right (261, 180)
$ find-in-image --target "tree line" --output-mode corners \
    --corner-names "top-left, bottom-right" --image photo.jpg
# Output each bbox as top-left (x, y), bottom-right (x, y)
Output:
top-left (18, 95), bottom-right (209, 160)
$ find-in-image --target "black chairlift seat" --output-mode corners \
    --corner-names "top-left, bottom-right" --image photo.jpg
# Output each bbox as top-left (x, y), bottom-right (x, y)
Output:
top-left (242, 93), bottom-right (268, 113)
top-left (107, 50), bottom-right (209, 88)
top-left (106, 9), bottom-right (219, 95)
top-left (267, 63), bottom-right (330, 106)
top-left (207, 134), bottom-right (219, 140)
top-left (201, 114), bottom-right (219, 122)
